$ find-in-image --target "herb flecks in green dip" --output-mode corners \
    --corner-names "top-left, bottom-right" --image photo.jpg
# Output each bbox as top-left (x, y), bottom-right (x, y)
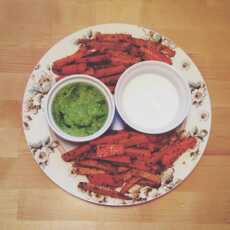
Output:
top-left (52, 83), bottom-right (108, 137)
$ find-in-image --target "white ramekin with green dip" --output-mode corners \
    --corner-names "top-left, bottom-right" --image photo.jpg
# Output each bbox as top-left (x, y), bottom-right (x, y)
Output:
top-left (46, 75), bottom-right (115, 142)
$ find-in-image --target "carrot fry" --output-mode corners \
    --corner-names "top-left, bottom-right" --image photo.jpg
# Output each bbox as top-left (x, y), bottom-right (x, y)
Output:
top-left (132, 169), bottom-right (161, 184)
top-left (108, 51), bottom-right (141, 66)
top-left (94, 65), bottom-right (126, 78)
top-left (81, 40), bottom-right (131, 53)
top-left (119, 134), bottom-right (149, 147)
top-left (149, 136), bottom-right (197, 167)
top-left (73, 167), bottom-right (106, 175)
top-left (55, 75), bottom-right (65, 81)
top-left (52, 48), bottom-right (86, 71)
top-left (90, 131), bottom-right (129, 145)
top-left (108, 85), bottom-right (115, 93)
top-left (73, 159), bottom-right (116, 173)
top-left (147, 143), bottom-right (158, 151)
top-left (116, 170), bottom-right (134, 181)
top-left (161, 136), bottom-right (197, 168)
top-left (78, 182), bottom-right (132, 200)
top-left (100, 155), bottom-right (131, 164)
top-left (88, 174), bottom-right (123, 188)
top-left (160, 46), bottom-right (176, 57)
top-left (83, 67), bottom-right (95, 76)
top-left (75, 54), bottom-right (109, 64)
top-left (62, 145), bottom-right (91, 162)
top-left (130, 161), bottom-right (150, 171)
top-left (96, 144), bottom-right (124, 158)
top-left (116, 166), bottom-right (130, 173)
top-left (95, 32), bottom-right (132, 42)
top-left (125, 148), bottom-right (152, 159)
top-left (148, 147), bottom-right (168, 165)
top-left (61, 63), bottom-right (87, 75)
top-left (128, 45), bottom-right (142, 57)
top-left (146, 135), bottom-right (159, 143)
top-left (120, 176), bottom-right (141, 193)
top-left (140, 47), bottom-right (172, 64)
top-left (100, 74), bottom-right (120, 85)
top-left (138, 179), bottom-right (161, 188)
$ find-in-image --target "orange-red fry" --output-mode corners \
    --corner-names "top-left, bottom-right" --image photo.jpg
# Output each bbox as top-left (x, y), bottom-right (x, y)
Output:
top-left (90, 131), bottom-right (129, 145)
top-left (120, 176), bottom-right (141, 193)
top-left (62, 145), bottom-right (91, 162)
top-left (95, 32), bottom-right (132, 42)
top-left (132, 169), bottom-right (161, 184)
top-left (73, 167), bottom-right (105, 175)
top-left (119, 134), bottom-right (149, 147)
top-left (61, 63), bottom-right (87, 75)
top-left (100, 74), bottom-right (120, 85)
top-left (125, 148), bottom-right (152, 159)
top-left (94, 65), bottom-right (126, 78)
top-left (101, 155), bottom-right (131, 164)
top-left (96, 144), bottom-right (124, 158)
top-left (75, 54), bottom-right (109, 64)
top-left (78, 182), bottom-right (132, 200)
top-left (52, 48), bottom-right (86, 71)
top-left (160, 46), bottom-right (176, 57)
top-left (73, 159), bottom-right (116, 173)
top-left (161, 136), bottom-right (197, 168)
top-left (88, 174), bottom-right (123, 188)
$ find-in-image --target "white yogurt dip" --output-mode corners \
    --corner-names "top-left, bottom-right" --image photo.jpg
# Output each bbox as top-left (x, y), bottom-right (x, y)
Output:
top-left (121, 73), bottom-right (179, 130)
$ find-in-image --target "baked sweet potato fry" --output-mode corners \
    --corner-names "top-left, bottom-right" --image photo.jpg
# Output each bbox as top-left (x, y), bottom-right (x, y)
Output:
top-left (80, 40), bottom-right (131, 53)
top-left (149, 136), bottom-right (197, 167)
top-left (61, 63), bottom-right (87, 75)
top-left (132, 169), bottom-right (161, 184)
top-left (116, 166), bottom-right (130, 173)
top-left (52, 48), bottom-right (86, 71)
top-left (100, 155), bottom-right (131, 164)
top-left (62, 144), bottom-right (91, 162)
top-left (88, 174), bottom-right (123, 188)
top-left (83, 67), bottom-right (95, 76)
top-left (140, 46), bottom-right (172, 64)
top-left (138, 179), bottom-right (161, 188)
top-left (120, 176), bottom-right (141, 193)
top-left (125, 148), bottom-right (152, 159)
top-left (119, 134), bottom-right (149, 147)
top-left (95, 32), bottom-right (132, 42)
top-left (96, 144), bottom-right (124, 158)
top-left (75, 54), bottom-right (109, 64)
top-left (78, 182), bottom-right (132, 200)
top-left (130, 160), bottom-right (150, 172)
top-left (73, 167), bottom-right (106, 175)
top-left (108, 51), bottom-right (141, 66)
top-left (161, 136), bottom-right (197, 168)
top-left (94, 65), bottom-right (126, 78)
top-left (90, 131), bottom-right (129, 145)
top-left (160, 45), bottom-right (176, 57)
top-left (73, 159), bottom-right (116, 173)
top-left (100, 74), bottom-right (120, 85)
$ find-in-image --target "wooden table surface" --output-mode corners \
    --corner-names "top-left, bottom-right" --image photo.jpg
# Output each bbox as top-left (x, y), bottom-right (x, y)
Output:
top-left (0, 0), bottom-right (230, 229)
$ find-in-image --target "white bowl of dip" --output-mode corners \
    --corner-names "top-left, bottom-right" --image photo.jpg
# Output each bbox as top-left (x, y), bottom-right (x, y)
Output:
top-left (114, 61), bottom-right (191, 134)
top-left (46, 75), bottom-right (115, 142)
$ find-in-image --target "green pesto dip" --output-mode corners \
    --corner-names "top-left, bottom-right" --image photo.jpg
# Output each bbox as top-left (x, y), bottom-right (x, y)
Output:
top-left (52, 83), bottom-right (108, 137)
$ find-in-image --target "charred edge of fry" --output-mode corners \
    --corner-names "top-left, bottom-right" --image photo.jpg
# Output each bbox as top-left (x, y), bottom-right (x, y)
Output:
top-left (120, 176), bottom-right (141, 193)
top-left (78, 182), bottom-right (132, 200)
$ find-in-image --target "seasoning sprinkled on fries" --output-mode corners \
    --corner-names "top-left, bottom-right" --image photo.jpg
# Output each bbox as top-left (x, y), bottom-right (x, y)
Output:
top-left (52, 32), bottom-right (176, 93)
top-left (62, 130), bottom-right (197, 200)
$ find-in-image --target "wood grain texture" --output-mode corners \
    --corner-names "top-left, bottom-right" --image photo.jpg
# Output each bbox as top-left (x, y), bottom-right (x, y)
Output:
top-left (0, 0), bottom-right (229, 229)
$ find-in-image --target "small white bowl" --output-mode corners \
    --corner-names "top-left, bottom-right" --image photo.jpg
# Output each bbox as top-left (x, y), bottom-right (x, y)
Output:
top-left (115, 61), bottom-right (191, 134)
top-left (46, 75), bottom-right (115, 142)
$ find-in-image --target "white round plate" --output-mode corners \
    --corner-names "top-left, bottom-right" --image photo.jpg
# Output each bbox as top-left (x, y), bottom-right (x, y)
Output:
top-left (22, 23), bottom-right (211, 206)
